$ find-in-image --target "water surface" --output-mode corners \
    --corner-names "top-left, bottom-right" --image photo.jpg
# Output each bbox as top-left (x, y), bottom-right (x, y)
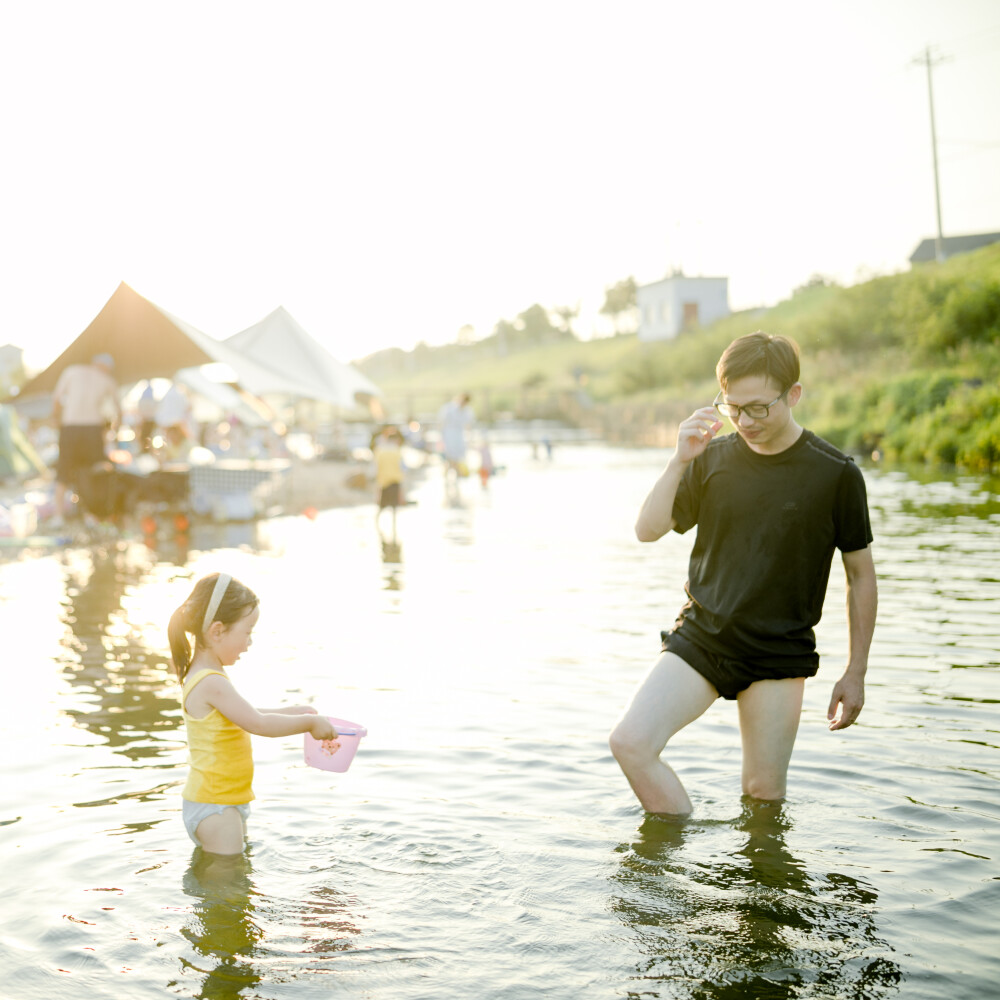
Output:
top-left (1, 445), bottom-right (998, 999)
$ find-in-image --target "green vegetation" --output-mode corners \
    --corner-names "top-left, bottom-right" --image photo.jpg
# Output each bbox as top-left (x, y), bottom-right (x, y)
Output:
top-left (359, 244), bottom-right (1000, 471)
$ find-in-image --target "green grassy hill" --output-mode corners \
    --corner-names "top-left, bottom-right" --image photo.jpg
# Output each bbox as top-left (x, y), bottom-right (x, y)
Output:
top-left (360, 244), bottom-right (1000, 470)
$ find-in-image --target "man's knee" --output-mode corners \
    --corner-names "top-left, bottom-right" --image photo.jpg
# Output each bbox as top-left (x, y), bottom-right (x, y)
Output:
top-left (608, 726), bottom-right (627, 762)
top-left (609, 723), bottom-right (652, 768)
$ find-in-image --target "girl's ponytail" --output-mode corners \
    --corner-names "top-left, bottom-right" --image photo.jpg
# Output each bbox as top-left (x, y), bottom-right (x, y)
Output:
top-left (169, 572), bottom-right (259, 683)
top-left (168, 602), bottom-right (197, 682)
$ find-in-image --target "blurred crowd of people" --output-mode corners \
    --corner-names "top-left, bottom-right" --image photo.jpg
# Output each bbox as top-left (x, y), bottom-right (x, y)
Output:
top-left (5, 358), bottom-right (512, 539)
top-left (17, 354), bottom-right (289, 529)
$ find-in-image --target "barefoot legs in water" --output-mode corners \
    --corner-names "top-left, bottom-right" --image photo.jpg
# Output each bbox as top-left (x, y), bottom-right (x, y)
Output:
top-left (195, 806), bottom-right (247, 856)
top-left (611, 653), bottom-right (805, 814)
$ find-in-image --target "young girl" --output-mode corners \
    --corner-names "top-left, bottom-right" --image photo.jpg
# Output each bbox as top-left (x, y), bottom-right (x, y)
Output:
top-left (373, 424), bottom-right (404, 539)
top-left (169, 572), bottom-right (336, 855)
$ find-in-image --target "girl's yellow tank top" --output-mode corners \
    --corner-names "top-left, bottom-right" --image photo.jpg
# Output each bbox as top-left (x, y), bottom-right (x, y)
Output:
top-left (375, 443), bottom-right (403, 488)
top-left (181, 668), bottom-right (255, 804)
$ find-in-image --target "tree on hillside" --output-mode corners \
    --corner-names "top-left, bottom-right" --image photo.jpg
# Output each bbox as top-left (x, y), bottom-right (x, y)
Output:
top-left (553, 303), bottom-right (580, 338)
top-left (601, 276), bottom-right (638, 334)
top-left (517, 303), bottom-right (563, 344)
top-left (794, 274), bottom-right (836, 296)
top-left (356, 346), bottom-right (409, 380)
top-left (492, 318), bottom-right (517, 356)
top-left (411, 340), bottom-right (433, 371)
top-left (484, 303), bottom-right (574, 357)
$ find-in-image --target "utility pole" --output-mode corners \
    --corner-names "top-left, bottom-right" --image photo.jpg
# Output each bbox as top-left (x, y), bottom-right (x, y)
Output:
top-left (913, 46), bottom-right (949, 262)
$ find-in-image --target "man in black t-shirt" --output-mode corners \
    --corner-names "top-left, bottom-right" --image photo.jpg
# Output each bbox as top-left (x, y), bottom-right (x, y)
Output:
top-left (610, 332), bottom-right (877, 815)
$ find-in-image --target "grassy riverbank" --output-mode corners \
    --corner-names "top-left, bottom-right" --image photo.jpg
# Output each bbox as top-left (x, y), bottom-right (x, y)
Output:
top-left (361, 244), bottom-right (1000, 470)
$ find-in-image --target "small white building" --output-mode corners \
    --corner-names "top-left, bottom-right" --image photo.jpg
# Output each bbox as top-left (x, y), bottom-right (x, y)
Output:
top-left (637, 273), bottom-right (730, 342)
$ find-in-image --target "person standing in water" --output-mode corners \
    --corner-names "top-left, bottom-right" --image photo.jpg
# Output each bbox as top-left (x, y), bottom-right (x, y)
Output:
top-left (610, 332), bottom-right (877, 815)
top-left (51, 352), bottom-right (121, 524)
top-left (373, 424), bottom-right (405, 540)
top-left (438, 393), bottom-right (474, 480)
top-left (169, 572), bottom-right (336, 854)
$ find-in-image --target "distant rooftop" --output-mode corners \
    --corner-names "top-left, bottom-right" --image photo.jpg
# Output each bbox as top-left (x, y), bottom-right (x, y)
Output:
top-left (640, 272), bottom-right (728, 289)
top-left (909, 232), bottom-right (1000, 264)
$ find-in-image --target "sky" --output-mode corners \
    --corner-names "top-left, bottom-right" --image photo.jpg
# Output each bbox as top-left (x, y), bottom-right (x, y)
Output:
top-left (2, 0), bottom-right (999, 373)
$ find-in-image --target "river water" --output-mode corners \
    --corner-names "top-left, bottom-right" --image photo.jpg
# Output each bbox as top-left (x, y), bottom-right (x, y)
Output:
top-left (1, 444), bottom-right (998, 999)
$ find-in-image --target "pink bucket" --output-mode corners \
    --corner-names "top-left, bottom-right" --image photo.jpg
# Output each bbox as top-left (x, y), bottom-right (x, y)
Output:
top-left (303, 717), bottom-right (367, 773)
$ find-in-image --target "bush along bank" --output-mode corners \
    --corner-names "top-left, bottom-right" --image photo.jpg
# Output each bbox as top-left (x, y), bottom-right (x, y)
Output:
top-left (359, 243), bottom-right (1000, 471)
top-left (616, 243), bottom-right (1000, 471)
top-left (802, 366), bottom-right (999, 471)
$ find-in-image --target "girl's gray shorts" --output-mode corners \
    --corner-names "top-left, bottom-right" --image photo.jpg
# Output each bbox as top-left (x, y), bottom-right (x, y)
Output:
top-left (182, 800), bottom-right (251, 847)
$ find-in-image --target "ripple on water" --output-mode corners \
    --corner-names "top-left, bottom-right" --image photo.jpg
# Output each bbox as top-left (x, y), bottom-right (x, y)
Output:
top-left (2, 454), bottom-right (999, 998)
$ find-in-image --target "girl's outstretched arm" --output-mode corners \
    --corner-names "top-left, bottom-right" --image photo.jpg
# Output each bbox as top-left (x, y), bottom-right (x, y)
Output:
top-left (198, 675), bottom-right (335, 739)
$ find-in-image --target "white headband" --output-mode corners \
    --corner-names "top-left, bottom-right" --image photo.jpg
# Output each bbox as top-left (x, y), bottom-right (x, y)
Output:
top-left (202, 573), bottom-right (232, 634)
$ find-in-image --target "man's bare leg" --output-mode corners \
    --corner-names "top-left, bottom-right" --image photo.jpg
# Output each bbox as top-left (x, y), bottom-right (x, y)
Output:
top-left (610, 652), bottom-right (718, 815)
top-left (737, 677), bottom-right (805, 801)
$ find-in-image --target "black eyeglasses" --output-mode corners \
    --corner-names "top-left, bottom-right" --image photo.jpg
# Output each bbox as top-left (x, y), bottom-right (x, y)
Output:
top-left (713, 388), bottom-right (789, 421)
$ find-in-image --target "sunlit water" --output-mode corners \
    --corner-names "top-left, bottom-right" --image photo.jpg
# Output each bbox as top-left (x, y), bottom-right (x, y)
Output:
top-left (1, 444), bottom-right (998, 999)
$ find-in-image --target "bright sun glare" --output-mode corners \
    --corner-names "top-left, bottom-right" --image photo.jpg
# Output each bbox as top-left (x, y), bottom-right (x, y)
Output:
top-left (2, 0), bottom-right (999, 371)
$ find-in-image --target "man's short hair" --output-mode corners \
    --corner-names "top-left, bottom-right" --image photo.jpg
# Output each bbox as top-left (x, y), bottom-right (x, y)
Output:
top-left (716, 332), bottom-right (799, 391)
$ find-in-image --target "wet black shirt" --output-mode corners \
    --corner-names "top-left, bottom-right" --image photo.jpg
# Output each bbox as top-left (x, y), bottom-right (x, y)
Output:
top-left (670, 429), bottom-right (873, 664)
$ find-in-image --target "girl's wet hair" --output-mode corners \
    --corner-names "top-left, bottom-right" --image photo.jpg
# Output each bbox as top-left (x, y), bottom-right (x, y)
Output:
top-left (168, 573), bottom-right (258, 681)
top-left (716, 331), bottom-right (800, 392)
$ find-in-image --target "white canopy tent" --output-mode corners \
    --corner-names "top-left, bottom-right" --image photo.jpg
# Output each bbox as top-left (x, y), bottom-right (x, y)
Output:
top-left (225, 307), bottom-right (381, 410)
top-left (10, 282), bottom-right (331, 407)
top-left (121, 370), bottom-right (277, 430)
top-left (174, 368), bottom-right (276, 428)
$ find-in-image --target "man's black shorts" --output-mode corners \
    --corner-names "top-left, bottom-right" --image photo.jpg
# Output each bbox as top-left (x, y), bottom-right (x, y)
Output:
top-left (660, 629), bottom-right (819, 700)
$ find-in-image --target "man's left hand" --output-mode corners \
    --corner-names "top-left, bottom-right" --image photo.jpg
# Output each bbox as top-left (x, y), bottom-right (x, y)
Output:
top-left (827, 671), bottom-right (865, 730)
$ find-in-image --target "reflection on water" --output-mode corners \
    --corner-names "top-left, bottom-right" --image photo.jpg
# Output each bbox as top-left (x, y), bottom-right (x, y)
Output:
top-left (611, 802), bottom-right (901, 999)
top-left (178, 850), bottom-right (263, 1000)
top-left (177, 846), bottom-right (366, 999)
top-left (59, 548), bottom-right (180, 763)
top-left (0, 447), bottom-right (998, 999)
top-left (380, 536), bottom-right (403, 592)
top-left (298, 884), bottom-right (364, 960)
